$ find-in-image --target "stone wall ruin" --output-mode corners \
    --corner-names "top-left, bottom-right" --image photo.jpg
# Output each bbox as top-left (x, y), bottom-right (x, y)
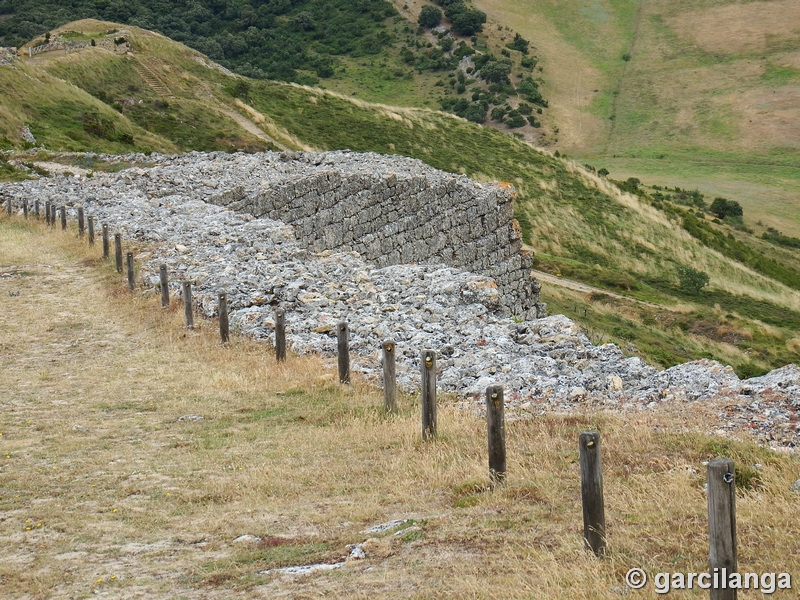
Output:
top-left (209, 151), bottom-right (545, 319)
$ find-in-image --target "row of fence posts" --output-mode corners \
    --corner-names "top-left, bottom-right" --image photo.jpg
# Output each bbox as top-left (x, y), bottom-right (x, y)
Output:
top-left (4, 196), bottom-right (740, 597)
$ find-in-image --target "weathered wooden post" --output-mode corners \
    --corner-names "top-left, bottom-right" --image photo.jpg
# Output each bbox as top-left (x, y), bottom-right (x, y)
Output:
top-left (59, 206), bottom-right (66, 230)
top-left (421, 349), bottom-right (437, 439)
top-left (579, 430), bottom-right (606, 556)
top-left (126, 252), bottom-right (135, 291)
top-left (182, 281), bottom-right (194, 329)
top-left (87, 216), bottom-right (95, 246)
top-left (337, 321), bottom-right (350, 384)
top-left (77, 206), bottom-right (85, 237)
top-left (275, 307), bottom-right (286, 362)
top-left (486, 385), bottom-right (506, 485)
top-left (159, 264), bottom-right (169, 308)
top-left (114, 233), bottom-right (123, 273)
top-left (382, 340), bottom-right (397, 413)
top-left (22, 199), bottom-right (28, 219)
top-left (45, 201), bottom-right (52, 225)
top-left (708, 457), bottom-right (737, 600)
top-left (218, 292), bottom-right (229, 344)
top-left (34, 199), bottom-right (40, 220)
top-left (102, 224), bottom-right (110, 258)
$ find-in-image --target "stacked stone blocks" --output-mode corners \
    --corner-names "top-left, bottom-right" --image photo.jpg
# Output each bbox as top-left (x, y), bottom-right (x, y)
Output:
top-left (211, 153), bottom-right (544, 319)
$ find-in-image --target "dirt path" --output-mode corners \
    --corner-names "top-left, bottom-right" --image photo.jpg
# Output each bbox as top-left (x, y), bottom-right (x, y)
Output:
top-left (219, 106), bottom-right (290, 150)
top-left (532, 269), bottom-right (664, 308)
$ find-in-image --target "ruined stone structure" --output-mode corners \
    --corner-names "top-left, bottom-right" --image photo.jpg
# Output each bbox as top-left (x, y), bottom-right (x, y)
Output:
top-left (208, 151), bottom-right (545, 319)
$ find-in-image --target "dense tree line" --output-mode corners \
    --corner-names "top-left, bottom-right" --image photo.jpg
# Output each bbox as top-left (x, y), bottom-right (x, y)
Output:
top-left (0, 0), bottom-right (398, 83)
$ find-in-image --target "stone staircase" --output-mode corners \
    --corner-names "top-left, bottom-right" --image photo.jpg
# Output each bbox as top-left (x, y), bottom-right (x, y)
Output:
top-left (130, 58), bottom-right (173, 98)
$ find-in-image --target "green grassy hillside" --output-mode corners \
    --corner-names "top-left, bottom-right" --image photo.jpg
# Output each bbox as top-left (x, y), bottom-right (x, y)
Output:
top-left (2, 19), bottom-right (799, 376)
top-left (0, 53), bottom-right (175, 154)
top-left (472, 0), bottom-right (800, 238)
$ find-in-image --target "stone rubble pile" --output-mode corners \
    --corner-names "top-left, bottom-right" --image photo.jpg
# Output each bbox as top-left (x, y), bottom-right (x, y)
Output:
top-left (2, 150), bottom-right (797, 449)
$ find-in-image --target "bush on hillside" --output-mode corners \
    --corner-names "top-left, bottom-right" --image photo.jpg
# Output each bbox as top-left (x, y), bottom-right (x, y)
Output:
top-left (505, 112), bottom-right (526, 128)
top-left (462, 103), bottom-right (486, 123)
top-left (506, 33), bottom-right (529, 54)
top-left (677, 265), bottom-right (710, 295)
top-left (710, 197), bottom-right (743, 220)
top-left (437, 1), bottom-right (486, 36)
top-left (517, 76), bottom-right (546, 106)
top-left (761, 228), bottom-right (800, 249)
top-left (479, 59), bottom-right (511, 84)
top-left (418, 5), bottom-right (442, 28)
top-left (450, 10), bottom-right (486, 36)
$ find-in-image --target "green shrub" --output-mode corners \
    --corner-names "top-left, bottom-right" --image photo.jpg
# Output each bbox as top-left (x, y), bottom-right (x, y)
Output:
top-left (517, 76), bottom-right (546, 106)
top-left (418, 5), bottom-right (442, 28)
top-left (710, 197), bottom-right (743, 219)
top-left (506, 33), bottom-right (529, 54)
top-left (462, 103), bottom-right (486, 123)
top-left (505, 113), bottom-right (526, 128)
top-left (677, 265), bottom-right (710, 295)
top-left (761, 228), bottom-right (800, 249)
top-left (479, 59), bottom-right (512, 84)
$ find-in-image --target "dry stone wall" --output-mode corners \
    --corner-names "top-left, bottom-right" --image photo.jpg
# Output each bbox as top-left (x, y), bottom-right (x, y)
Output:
top-left (210, 151), bottom-right (545, 320)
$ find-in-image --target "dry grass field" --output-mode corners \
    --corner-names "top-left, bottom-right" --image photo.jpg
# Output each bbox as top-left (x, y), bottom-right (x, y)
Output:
top-left (1, 216), bottom-right (799, 598)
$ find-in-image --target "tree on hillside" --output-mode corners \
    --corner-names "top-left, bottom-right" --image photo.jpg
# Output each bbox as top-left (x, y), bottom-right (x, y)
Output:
top-left (710, 197), bottom-right (743, 220)
top-left (479, 59), bottom-right (511, 84)
top-left (436, 1), bottom-right (486, 35)
top-left (677, 265), bottom-right (710, 295)
top-left (450, 9), bottom-right (486, 36)
top-left (418, 5), bottom-right (442, 29)
top-left (232, 79), bottom-right (251, 102)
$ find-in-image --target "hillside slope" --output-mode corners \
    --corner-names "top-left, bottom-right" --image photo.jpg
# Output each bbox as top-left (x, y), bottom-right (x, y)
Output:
top-left (471, 0), bottom-right (800, 238)
top-left (2, 19), bottom-right (799, 375)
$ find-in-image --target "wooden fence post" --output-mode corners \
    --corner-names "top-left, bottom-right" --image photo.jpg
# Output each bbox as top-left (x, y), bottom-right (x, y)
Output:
top-left (59, 206), bottom-right (66, 230)
top-left (421, 349), bottom-right (437, 439)
top-left (579, 430), bottom-right (606, 557)
top-left (34, 199), bottom-right (40, 220)
top-left (486, 385), bottom-right (506, 485)
top-left (275, 308), bottom-right (286, 362)
top-left (45, 201), bottom-right (52, 226)
top-left (708, 457), bottom-right (737, 600)
top-left (114, 233), bottom-right (122, 273)
top-left (87, 216), bottom-right (95, 246)
top-left (182, 281), bottom-right (194, 329)
top-left (159, 264), bottom-right (169, 308)
top-left (126, 252), bottom-right (135, 291)
top-left (77, 206), bottom-right (85, 237)
top-left (218, 292), bottom-right (229, 344)
top-left (102, 224), bottom-right (109, 258)
top-left (22, 199), bottom-right (28, 219)
top-left (337, 321), bottom-right (350, 384)
top-left (382, 340), bottom-right (397, 413)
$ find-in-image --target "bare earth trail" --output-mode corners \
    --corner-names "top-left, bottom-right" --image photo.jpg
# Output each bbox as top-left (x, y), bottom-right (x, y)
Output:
top-left (532, 269), bottom-right (664, 309)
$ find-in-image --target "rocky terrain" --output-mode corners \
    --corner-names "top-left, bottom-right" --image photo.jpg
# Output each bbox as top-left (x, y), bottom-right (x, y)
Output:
top-left (2, 150), bottom-right (798, 450)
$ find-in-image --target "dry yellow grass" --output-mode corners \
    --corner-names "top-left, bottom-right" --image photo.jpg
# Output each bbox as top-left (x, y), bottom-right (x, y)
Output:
top-left (1, 217), bottom-right (798, 598)
top-left (666, 0), bottom-right (800, 56)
